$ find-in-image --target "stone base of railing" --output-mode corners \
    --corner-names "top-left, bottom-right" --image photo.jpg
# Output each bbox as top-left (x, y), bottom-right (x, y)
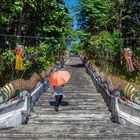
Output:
top-left (0, 77), bottom-right (49, 129)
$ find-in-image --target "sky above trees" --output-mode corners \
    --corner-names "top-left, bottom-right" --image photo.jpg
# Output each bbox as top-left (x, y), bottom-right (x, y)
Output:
top-left (65, 0), bottom-right (78, 7)
top-left (65, 0), bottom-right (78, 29)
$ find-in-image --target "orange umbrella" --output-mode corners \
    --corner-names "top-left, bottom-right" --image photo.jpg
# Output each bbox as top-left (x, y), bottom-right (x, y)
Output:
top-left (48, 70), bottom-right (70, 86)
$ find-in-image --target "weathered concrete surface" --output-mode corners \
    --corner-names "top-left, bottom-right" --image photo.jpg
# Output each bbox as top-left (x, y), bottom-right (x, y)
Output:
top-left (0, 57), bottom-right (140, 140)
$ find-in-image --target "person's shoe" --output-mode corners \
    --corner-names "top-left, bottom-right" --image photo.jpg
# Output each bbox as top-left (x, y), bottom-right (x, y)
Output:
top-left (55, 106), bottom-right (58, 112)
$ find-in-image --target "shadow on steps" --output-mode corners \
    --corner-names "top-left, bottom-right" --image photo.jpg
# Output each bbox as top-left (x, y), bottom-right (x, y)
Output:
top-left (68, 64), bottom-right (84, 67)
top-left (49, 101), bottom-right (69, 106)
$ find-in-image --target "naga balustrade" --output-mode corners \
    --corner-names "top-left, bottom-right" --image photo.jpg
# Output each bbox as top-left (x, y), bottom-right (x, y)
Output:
top-left (81, 56), bottom-right (140, 126)
top-left (0, 60), bottom-right (65, 129)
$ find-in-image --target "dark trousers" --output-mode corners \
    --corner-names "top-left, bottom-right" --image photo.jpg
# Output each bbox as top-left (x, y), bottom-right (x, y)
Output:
top-left (55, 95), bottom-right (63, 107)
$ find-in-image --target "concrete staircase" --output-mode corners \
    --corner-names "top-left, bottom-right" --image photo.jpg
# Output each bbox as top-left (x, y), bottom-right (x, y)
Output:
top-left (0, 57), bottom-right (140, 140)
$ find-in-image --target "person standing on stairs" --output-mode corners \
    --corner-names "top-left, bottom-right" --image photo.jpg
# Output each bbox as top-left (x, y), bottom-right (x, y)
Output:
top-left (53, 85), bottom-right (65, 112)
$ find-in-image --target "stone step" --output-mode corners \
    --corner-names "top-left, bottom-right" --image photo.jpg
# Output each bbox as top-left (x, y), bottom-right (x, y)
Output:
top-left (0, 134), bottom-right (139, 140)
top-left (30, 109), bottom-right (110, 116)
top-left (36, 98), bottom-right (106, 104)
top-left (35, 105), bottom-right (108, 111)
top-left (28, 118), bottom-right (111, 124)
top-left (37, 99), bottom-right (106, 104)
top-left (28, 120), bottom-right (112, 127)
top-left (40, 92), bottom-right (103, 97)
top-left (34, 104), bottom-right (108, 110)
top-left (31, 105), bottom-right (110, 112)
top-left (36, 102), bottom-right (106, 107)
top-left (3, 123), bottom-right (139, 136)
top-left (37, 97), bottom-right (105, 102)
top-left (38, 96), bottom-right (105, 101)
top-left (46, 90), bottom-right (98, 93)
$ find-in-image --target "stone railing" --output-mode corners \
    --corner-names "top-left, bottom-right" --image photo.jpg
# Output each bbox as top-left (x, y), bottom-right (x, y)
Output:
top-left (0, 59), bottom-right (66, 128)
top-left (81, 56), bottom-right (140, 126)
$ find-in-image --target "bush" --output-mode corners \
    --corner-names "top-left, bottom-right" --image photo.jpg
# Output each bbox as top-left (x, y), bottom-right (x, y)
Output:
top-left (0, 42), bottom-right (58, 86)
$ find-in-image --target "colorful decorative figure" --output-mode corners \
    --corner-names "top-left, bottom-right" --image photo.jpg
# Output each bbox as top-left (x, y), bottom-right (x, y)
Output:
top-left (15, 45), bottom-right (24, 70)
top-left (0, 83), bottom-right (20, 104)
top-left (124, 48), bottom-right (135, 72)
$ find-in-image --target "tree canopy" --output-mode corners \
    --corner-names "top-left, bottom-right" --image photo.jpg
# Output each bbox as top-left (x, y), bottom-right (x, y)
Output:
top-left (0, 0), bottom-right (74, 84)
top-left (0, 0), bottom-right (73, 52)
top-left (75, 0), bottom-right (140, 80)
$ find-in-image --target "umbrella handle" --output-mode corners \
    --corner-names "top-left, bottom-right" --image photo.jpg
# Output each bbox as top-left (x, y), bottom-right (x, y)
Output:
top-left (49, 67), bottom-right (61, 78)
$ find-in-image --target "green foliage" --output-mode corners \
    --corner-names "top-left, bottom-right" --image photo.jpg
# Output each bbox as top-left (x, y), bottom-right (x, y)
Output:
top-left (87, 29), bottom-right (123, 65)
top-left (134, 48), bottom-right (140, 57)
top-left (75, 0), bottom-right (140, 79)
top-left (0, 0), bottom-right (73, 52)
top-left (0, 0), bottom-right (74, 84)
top-left (70, 42), bottom-right (82, 54)
top-left (0, 49), bottom-right (16, 84)
top-left (24, 42), bottom-right (56, 72)
top-left (76, 0), bottom-right (112, 33)
top-left (1, 49), bottom-right (15, 69)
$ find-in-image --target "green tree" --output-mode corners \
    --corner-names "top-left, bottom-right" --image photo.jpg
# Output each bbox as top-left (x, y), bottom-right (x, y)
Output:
top-left (76, 0), bottom-right (140, 79)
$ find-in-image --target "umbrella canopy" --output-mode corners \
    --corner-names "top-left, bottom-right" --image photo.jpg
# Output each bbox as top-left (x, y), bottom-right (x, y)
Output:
top-left (48, 70), bottom-right (70, 86)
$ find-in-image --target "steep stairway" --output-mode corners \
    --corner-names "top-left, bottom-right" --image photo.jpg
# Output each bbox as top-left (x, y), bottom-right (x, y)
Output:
top-left (0, 57), bottom-right (140, 140)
